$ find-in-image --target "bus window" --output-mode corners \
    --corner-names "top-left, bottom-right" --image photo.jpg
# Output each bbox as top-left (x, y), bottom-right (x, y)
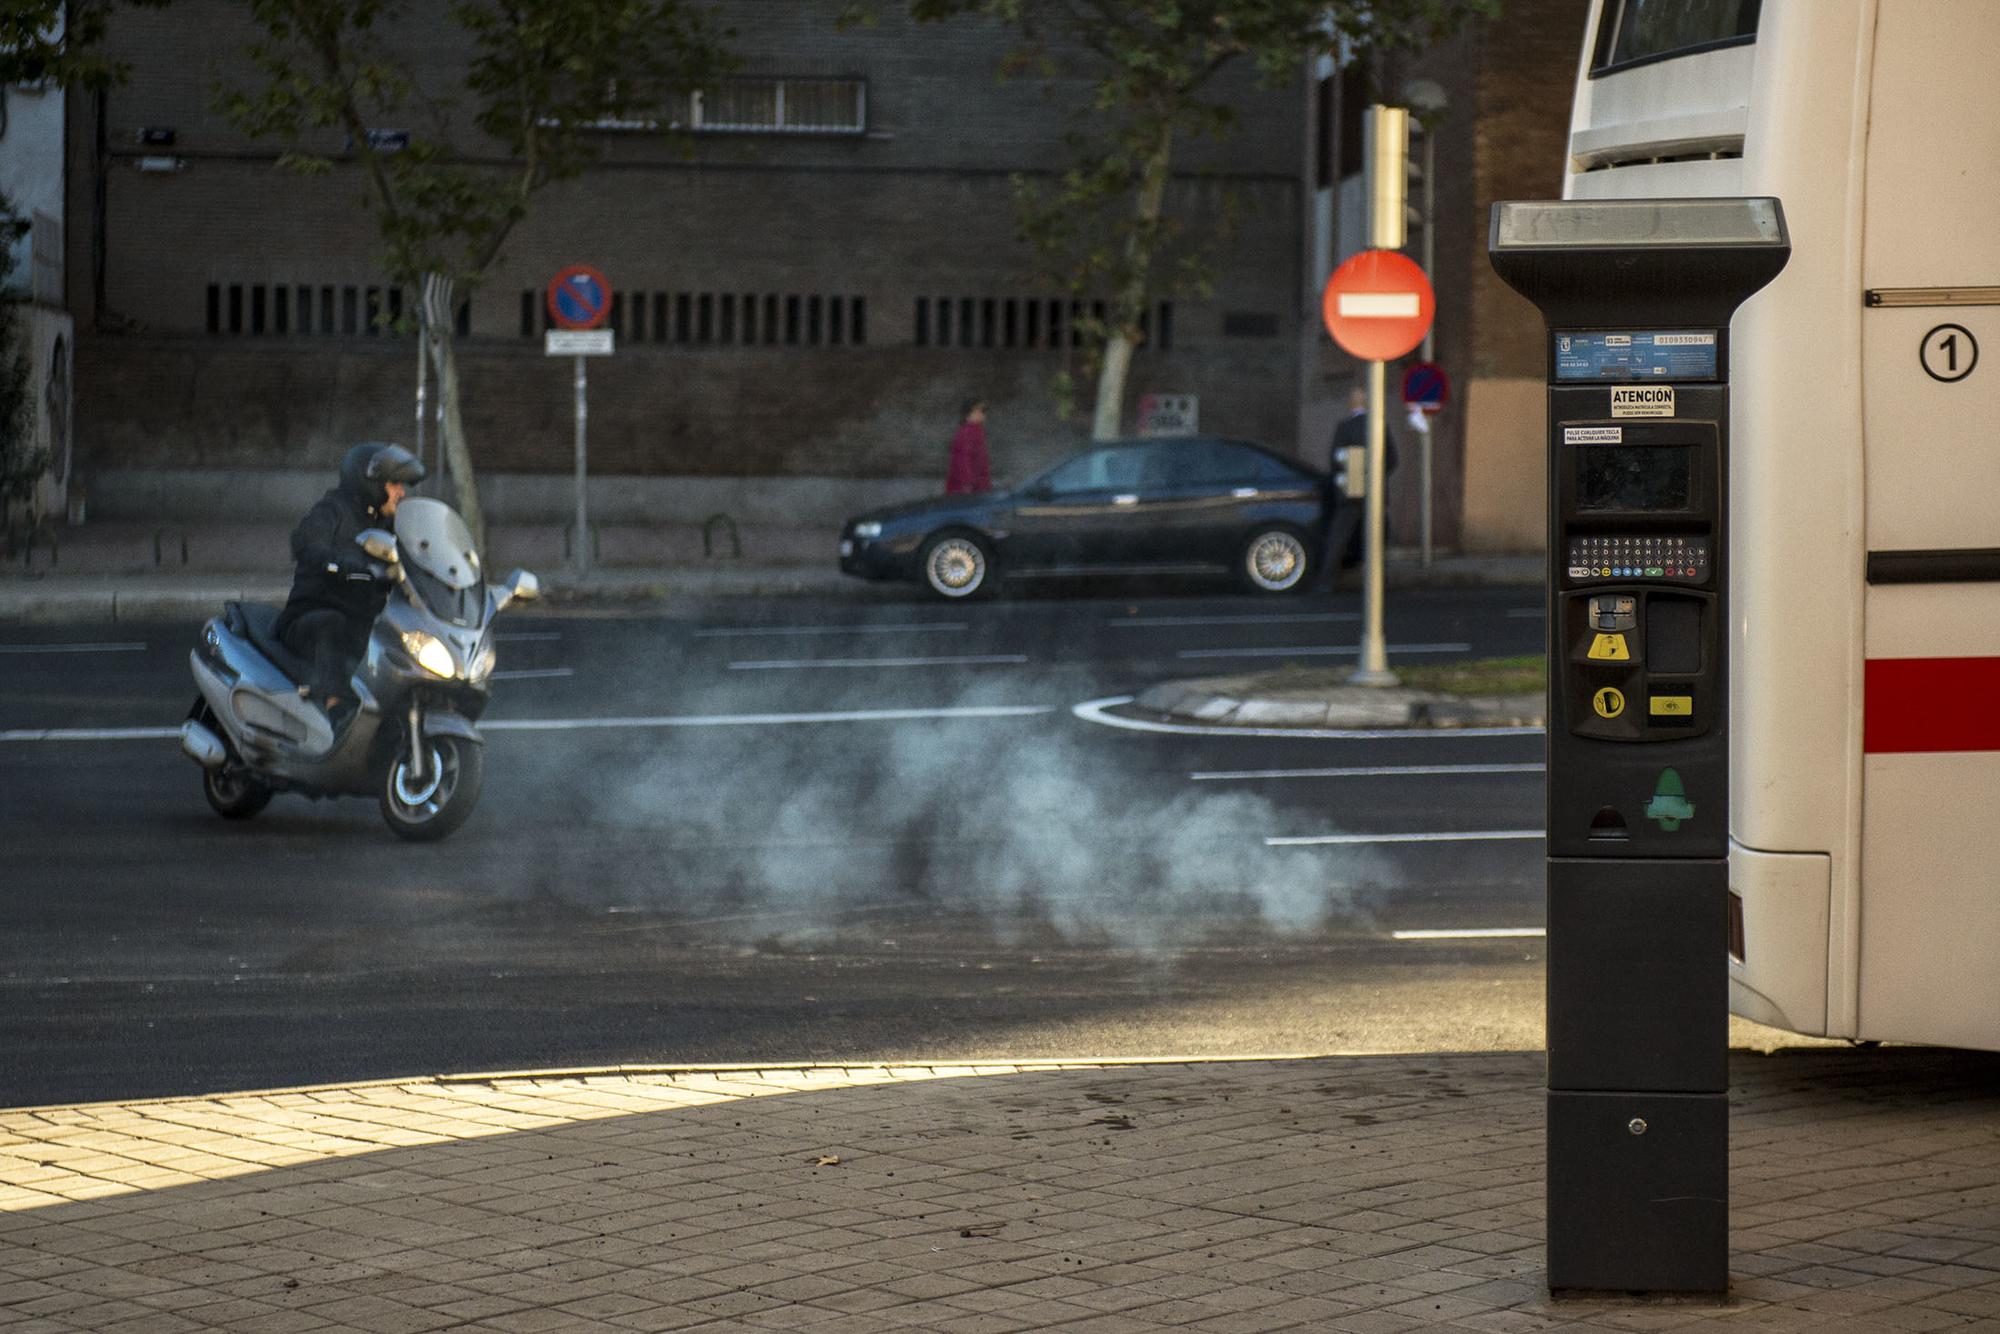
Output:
top-left (1591, 0), bottom-right (1761, 77)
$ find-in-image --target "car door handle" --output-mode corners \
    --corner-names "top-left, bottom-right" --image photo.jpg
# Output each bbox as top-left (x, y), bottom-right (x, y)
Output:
top-left (1112, 494), bottom-right (1139, 506)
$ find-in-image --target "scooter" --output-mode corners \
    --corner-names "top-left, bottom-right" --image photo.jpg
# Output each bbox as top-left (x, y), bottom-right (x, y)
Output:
top-left (180, 497), bottom-right (539, 841)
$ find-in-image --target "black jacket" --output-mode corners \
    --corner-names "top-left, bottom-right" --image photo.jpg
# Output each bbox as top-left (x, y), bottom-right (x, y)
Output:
top-left (1331, 411), bottom-right (1400, 478)
top-left (276, 485), bottom-right (391, 632)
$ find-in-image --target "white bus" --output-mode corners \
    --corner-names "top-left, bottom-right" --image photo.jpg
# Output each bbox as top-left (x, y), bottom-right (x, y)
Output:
top-left (1562, 1), bottom-right (2000, 1050)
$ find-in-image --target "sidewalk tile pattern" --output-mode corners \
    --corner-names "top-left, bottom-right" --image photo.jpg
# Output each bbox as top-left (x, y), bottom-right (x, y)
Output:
top-left (1, 1049), bottom-right (1997, 1331)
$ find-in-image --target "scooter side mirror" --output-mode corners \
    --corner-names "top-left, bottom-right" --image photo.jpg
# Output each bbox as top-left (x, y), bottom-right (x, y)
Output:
top-left (358, 529), bottom-right (399, 562)
top-left (492, 569), bottom-right (539, 612)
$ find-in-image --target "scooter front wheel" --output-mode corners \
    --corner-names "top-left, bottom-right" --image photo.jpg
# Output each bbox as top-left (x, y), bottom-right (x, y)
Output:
top-left (378, 734), bottom-right (483, 842)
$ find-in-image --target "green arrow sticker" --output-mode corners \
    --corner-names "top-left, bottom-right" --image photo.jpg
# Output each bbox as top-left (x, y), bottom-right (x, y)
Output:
top-left (1645, 767), bottom-right (1695, 831)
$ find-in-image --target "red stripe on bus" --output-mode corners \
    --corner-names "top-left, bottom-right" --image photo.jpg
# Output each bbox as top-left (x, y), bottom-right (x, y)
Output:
top-left (1865, 657), bottom-right (2000, 753)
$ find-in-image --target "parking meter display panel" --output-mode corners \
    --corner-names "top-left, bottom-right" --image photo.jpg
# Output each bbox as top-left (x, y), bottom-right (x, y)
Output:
top-left (1547, 389), bottom-right (1726, 860)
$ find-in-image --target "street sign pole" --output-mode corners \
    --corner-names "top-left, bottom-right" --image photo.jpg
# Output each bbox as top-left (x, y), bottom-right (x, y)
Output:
top-left (573, 354), bottom-right (589, 577)
top-left (1356, 355), bottom-right (1393, 682)
top-left (546, 266), bottom-right (613, 579)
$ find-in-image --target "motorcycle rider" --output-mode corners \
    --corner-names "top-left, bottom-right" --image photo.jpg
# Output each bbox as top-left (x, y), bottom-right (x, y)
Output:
top-left (274, 442), bottom-right (427, 725)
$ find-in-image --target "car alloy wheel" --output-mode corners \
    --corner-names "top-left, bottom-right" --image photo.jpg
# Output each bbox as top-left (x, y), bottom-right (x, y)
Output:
top-left (1244, 529), bottom-right (1308, 593)
top-left (923, 535), bottom-right (989, 599)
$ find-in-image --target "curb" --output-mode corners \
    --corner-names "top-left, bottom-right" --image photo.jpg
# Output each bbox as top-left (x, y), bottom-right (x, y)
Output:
top-left (1131, 679), bottom-right (1546, 731)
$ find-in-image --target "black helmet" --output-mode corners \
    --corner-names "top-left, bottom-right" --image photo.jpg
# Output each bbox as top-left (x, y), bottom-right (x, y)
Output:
top-left (338, 442), bottom-right (426, 511)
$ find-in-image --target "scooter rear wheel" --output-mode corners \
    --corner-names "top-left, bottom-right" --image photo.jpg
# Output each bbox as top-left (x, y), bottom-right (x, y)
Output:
top-left (193, 699), bottom-right (273, 819)
top-left (379, 734), bottom-right (483, 842)
top-left (203, 764), bottom-right (273, 819)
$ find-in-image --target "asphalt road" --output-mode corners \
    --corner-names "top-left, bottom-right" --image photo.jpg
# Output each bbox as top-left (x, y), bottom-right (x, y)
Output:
top-left (0, 583), bottom-right (1550, 1105)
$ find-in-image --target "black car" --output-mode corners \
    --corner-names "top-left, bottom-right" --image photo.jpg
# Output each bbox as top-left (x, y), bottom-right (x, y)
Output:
top-left (839, 436), bottom-right (1336, 599)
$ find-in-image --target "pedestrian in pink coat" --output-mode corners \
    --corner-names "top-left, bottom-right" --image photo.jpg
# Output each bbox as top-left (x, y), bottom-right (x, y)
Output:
top-left (945, 400), bottom-right (991, 495)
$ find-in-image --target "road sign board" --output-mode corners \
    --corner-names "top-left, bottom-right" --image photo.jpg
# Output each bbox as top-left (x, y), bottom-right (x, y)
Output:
top-left (545, 329), bottom-right (614, 356)
top-left (1401, 361), bottom-right (1449, 414)
top-left (1322, 250), bottom-right (1435, 362)
top-left (547, 265), bottom-right (612, 331)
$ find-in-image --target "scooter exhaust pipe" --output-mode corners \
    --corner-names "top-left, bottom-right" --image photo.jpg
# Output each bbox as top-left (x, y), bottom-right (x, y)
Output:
top-left (180, 719), bottom-right (228, 770)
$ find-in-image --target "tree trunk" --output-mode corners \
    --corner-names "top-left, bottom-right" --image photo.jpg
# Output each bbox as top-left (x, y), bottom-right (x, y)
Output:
top-left (1091, 120), bottom-right (1175, 442)
top-left (427, 326), bottom-right (486, 552)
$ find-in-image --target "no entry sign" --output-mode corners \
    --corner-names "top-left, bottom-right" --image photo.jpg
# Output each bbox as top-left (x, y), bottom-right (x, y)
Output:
top-left (1322, 250), bottom-right (1435, 362)
top-left (547, 265), bottom-right (612, 331)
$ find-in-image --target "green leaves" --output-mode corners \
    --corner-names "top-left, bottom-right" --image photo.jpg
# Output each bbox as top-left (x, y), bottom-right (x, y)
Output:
top-left (215, 0), bottom-right (734, 289)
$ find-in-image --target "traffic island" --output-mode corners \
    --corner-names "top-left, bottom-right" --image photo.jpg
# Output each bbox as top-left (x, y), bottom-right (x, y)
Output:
top-left (1133, 661), bottom-right (1546, 730)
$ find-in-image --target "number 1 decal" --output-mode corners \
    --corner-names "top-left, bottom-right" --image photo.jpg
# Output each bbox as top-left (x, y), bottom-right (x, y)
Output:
top-left (1921, 323), bottom-right (1979, 383)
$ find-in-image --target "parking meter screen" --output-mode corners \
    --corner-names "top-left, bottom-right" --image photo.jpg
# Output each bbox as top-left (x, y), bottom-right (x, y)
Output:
top-left (1555, 330), bottom-right (1718, 382)
top-left (1576, 445), bottom-right (1693, 512)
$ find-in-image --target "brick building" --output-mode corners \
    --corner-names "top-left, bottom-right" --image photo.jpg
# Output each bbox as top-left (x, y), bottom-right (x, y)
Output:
top-left (52, 0), bottom-right (1589, 546)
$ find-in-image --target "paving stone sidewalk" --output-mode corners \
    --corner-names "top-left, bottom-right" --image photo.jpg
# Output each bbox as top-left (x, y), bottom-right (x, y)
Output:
top-left (4, 1047), bottom-right (1999, 1332)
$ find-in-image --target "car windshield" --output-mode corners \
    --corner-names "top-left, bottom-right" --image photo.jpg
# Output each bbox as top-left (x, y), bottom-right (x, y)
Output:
top-left (395, 497), bottom-right (486, 628)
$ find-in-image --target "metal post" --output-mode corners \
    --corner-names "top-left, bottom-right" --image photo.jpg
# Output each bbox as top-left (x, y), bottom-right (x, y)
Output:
top-left (1420, 128), bottom-right (1436, 567)
top-left (1349, 357), bottom-right (1397, 686)
top-left (573, 355), bottom-right (590, 577)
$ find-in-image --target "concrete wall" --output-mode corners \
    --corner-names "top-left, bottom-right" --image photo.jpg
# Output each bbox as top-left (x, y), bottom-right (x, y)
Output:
top-left (63, 0), bottom-right (1312, 496)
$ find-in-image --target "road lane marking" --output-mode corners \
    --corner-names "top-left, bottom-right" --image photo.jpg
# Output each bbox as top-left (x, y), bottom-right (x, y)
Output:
top-left (1393, 927), bottom-right (1545, 940)
top-left (1107, 613), bottom-right (1360, 628)
top-left (490, 668), bottom-right (575, 680)
top-left (1266, 829), bottom-right (1543, 847)
top-left (728, 655), bottom-right (1028, 671)
top-left (1, 705), bottom-right (1056, 743)
top-left (0, 726), bottom-right (179, 742)
top-left (0, 642), bottom-right (148, 654)
top-left (695, 622), bottom-right (969, 638)
top-left (1073, 696), bottom-right (1542, 741)
top-left (1178, 642), bottom-right (1472, 660)
top-left (1192, 762), bottom-right (1544, 782)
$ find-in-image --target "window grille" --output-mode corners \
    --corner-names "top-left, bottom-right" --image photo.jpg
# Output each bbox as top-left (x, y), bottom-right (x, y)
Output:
top-left (911, 297), bottom-right (1176, 353)
top-left (522, 290), bottom-right (867, 347)
top-left (692, 77), bottom-right (866, 135)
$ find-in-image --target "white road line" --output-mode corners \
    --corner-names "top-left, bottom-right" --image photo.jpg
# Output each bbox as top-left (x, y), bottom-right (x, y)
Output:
top-left (0, 726), bottom-right (179, 742)
top-left (1, 704), bottom-right (1057, 744)
top-left (1178, 642), bottom-right (1472, 660)
top-left (1072, 696), bottom-right (1543, 741)
top-left (695, 622), bottom-right (969, 638)
top-left (495, 632), bottom-right (564, 643)
top-left (1267, 829), bottom-right (1543, 847)
top-left (0, 642), bottom-right (148, 655)
top-left (728, 655), bottom-right (1028, 671)
top-left (1393, 927), bottom-right (1546, 940)
top-left (1107, 613), bottom-right (1360, 628)
top-left (490, 668), bottom-right (575, 681)
top-left (1191, 762), bottom-right (1544, 782)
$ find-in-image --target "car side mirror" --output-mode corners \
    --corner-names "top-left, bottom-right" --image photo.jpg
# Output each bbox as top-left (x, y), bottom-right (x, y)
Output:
top-left (358, 529), bottom-right (399, 562)
top-left (492, 568), bottom-right (540, 612)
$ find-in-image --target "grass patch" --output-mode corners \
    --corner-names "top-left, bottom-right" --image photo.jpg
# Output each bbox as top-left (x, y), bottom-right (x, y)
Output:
top-left (1236, 655), bottom-right (1546, 697)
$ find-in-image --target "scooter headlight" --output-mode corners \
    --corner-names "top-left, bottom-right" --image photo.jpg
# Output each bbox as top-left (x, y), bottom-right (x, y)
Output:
top-left (401, 630), bottom-right (457, 679)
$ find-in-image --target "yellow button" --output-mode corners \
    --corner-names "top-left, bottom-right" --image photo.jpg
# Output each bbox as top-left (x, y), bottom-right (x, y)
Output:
top-left (1650, 695), bottom-right (1694, 717)
top-left (1587, 633), bottom-right (1631, 661)
top-left (1593, 687), bottom-right (1626, 719)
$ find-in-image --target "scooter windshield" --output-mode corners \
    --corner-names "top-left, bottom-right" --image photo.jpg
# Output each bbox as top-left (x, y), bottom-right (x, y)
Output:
top-left (395, 497), bottom-right (486, 627)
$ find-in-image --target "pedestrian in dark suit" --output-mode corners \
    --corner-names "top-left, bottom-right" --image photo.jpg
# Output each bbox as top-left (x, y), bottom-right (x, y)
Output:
top-left (1323, 387), bottom-right (1400, 574)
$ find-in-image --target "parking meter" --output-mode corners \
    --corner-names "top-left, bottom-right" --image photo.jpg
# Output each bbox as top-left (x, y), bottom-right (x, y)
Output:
top-left (1489, 198), bottom-right (1789, 1293)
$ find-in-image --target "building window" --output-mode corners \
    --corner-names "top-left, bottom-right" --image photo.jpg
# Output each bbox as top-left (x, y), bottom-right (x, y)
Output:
top-left (909, 296), bottom-right (1175, 353)
top-left (691, 77), bottom-right (866, 135)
